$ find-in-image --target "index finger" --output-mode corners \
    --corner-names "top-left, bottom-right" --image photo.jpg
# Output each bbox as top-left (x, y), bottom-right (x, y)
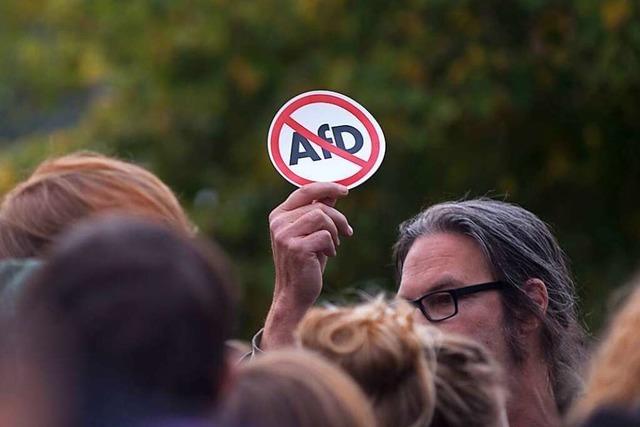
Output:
top-left (278, 183), bottom-right (349, 212)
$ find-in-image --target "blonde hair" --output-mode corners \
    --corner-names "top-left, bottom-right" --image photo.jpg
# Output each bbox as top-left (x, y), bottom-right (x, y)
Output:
top-left (568, 280), bottom-right (640, 424)
top-left (297, 296), bottom-right (435, 427)
top-left (424, 331), bottom-right (508, 427)
top-left (219, 349), bottom-right (377, 427)
top-left (0, 152), bottom-right (193, 258)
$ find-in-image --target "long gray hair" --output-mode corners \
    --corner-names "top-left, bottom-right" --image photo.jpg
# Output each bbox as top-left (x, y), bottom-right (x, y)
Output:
top-left (393, 198), bottom-right (587, 414)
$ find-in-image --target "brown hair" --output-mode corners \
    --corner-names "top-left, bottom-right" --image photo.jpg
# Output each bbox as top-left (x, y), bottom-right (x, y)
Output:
top-left (423, 331), bottom-right (508, 427)
top-left (219, 349), bottom-right (376, 427)
top-left (568, 279), bottom-right (640, 424)
top-left (0, 152), bottom-right (193, 258)
top-left (296, 297), bottom-right (435, 427)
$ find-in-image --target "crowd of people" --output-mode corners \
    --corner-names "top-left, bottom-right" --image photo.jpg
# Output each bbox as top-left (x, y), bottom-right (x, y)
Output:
top-left (0, 151), bottom-right (637, 426)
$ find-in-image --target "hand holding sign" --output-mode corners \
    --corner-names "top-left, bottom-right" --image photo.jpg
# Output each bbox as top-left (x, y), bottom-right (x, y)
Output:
top-left (263, 182), bottom-right (353, 349)
top-left (263, 90), bottom-right (383, 349)
top-left (268, 90), bottom-right (386, 189)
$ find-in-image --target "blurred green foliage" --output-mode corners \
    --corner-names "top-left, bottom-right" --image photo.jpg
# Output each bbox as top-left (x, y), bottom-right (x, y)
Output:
top-left (1, 0), bottom-right (639, 337)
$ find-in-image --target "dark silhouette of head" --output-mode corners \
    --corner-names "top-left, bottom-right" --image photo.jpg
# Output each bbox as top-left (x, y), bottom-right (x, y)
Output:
top-left (19, 215), bottom-right (236, 422)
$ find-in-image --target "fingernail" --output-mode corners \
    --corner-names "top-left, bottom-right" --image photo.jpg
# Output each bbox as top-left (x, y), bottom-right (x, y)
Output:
top-left (348, 225), bottom-right (354, 236)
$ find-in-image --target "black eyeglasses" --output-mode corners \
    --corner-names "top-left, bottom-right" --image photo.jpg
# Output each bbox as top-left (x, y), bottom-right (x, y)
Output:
top-left (409, 281), bottom-right (506, 322)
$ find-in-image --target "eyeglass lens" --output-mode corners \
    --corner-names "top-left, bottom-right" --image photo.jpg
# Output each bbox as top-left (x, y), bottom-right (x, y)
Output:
top-left (420, 292), bottom-right (456, 320)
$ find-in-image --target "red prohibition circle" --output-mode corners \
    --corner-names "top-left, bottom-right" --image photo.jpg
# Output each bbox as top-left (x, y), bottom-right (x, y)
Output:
top-left (269, 93), bottom-right (381, 187)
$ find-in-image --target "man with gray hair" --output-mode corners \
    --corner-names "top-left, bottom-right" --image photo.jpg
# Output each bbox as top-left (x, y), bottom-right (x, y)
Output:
top-left (260, 183), bottom-right (587, 427)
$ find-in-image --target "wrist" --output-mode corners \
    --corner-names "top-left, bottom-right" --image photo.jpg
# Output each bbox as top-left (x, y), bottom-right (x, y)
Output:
top-left (262, 295), bottom-right (311, 350)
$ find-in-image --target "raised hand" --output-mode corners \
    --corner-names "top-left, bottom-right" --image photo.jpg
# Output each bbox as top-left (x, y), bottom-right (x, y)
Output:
top-left (262, 183), bottom-right (353, 349)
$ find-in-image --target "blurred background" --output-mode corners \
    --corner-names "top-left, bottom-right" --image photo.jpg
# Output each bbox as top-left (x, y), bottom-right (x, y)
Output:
top-left (1, 0), bottom-right (639, 338)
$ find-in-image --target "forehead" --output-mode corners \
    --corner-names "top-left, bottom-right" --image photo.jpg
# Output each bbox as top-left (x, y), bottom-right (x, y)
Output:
top-left (398, 232), bottom-right (494, 299)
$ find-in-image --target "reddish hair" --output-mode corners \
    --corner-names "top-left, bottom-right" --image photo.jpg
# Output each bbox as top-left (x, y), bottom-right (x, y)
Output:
top-left (568, 280), bottom-right (640, 424)
top-left (0, 152), bottom-right (193, 258)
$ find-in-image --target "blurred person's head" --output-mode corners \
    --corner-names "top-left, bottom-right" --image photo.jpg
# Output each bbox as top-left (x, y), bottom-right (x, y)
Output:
top-left (218, 349), bottom-right (376, 427)
top-left (394, 198), bottom-right (586, 419)
top-left (0, 151), bottom-right (193, 259)
top-left (297, 296), bottom-right (435, 427)
top-left (18, 216), bottom-right (235, 424)
top-left (424, 331), bottom-right (508, 427)
top-left (0, 309), bottom-right (77, 427)
top-left (568, 277), bottom-right (640, 424)
top-left (578, 407), bottom-right (640, 427)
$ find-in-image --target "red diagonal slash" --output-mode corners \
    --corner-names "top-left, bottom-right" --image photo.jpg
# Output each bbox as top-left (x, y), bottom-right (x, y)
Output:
top-left (284, 116), bottom-right (368, 168)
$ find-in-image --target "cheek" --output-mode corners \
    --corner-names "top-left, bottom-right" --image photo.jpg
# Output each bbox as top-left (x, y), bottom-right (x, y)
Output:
top-left (433, 296), bottom-right (507, 355)
top-left (433, 317), bottom-right (480, 337)
top-left (460, 294), bottom-right (504, 327)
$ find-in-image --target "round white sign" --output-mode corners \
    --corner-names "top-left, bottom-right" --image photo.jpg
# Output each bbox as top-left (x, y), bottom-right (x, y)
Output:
top-left (267, 90), bottom-right (386, 189)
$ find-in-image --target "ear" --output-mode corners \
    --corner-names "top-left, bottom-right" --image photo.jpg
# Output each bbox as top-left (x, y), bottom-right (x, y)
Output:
top-left (519, 278), bottom-right (549, 334)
